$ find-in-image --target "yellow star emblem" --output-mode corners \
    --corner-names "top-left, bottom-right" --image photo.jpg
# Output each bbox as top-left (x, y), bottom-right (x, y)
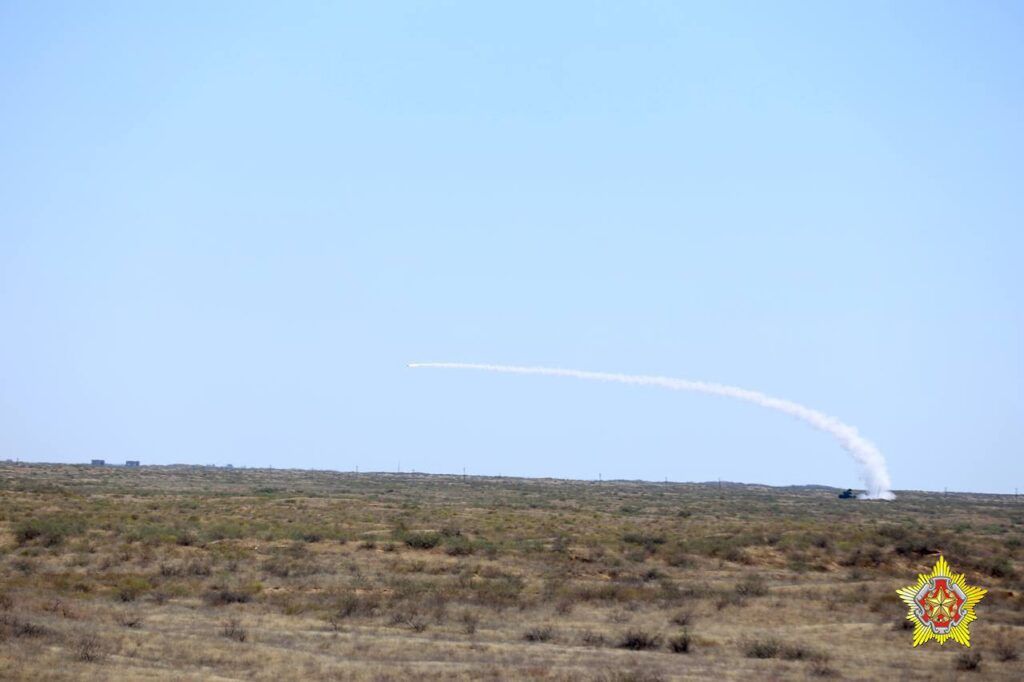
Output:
top-left (896, 555), bottom-right (986, 647)
top-left (924, 588), bottom-right (956, 620)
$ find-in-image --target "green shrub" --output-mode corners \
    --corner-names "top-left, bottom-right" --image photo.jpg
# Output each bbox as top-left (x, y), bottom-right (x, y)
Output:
top-left (116, 576), bottom-right (151, 602)
top-left (14, 516), bottom-right (84, 547)
top-left (622, 532), bottom-right (666, 547)
top-left (444, 537), bottom-right (475, 556)
top-left (403, 532), bottom-right (441, 550)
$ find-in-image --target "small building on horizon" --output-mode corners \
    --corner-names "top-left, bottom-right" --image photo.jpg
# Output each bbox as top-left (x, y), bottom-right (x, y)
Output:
top-left (125, 460), bottom-right (140, 467)
top-left (90, 459), bottom-right (105, 466)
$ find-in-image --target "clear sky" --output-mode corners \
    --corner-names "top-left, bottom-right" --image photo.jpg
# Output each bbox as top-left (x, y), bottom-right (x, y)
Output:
top-left (2, 2), bottom-right (1021, 493)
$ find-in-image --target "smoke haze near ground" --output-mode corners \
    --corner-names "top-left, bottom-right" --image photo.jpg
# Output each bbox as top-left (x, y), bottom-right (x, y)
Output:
top-left (410, 362), bottom-right (895, 500)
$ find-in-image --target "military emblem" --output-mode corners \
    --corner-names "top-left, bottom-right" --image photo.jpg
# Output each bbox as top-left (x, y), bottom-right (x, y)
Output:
top-left (896, 555), bottom-right (986, 647)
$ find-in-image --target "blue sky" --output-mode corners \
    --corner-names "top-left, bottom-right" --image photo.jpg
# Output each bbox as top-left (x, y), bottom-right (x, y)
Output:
top-left (1, 2), bottom-right (1021, 493)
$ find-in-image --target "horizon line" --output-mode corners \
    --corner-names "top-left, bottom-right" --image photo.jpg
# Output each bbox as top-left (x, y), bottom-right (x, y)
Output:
top-left (2, 458), bottom-right (1017, 497)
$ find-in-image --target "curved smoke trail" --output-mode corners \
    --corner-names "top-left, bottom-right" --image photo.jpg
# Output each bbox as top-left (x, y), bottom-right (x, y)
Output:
top-left (409, 362), bottom-right (895, 500)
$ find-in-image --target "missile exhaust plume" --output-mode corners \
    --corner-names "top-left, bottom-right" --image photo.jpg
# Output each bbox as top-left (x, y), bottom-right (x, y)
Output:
top-left (408, 362), bottom-right (895, 500)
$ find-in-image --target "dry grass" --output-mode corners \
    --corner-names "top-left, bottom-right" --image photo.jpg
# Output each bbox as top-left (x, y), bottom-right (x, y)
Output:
top-left (0, 462), bottom-right (1021, 680)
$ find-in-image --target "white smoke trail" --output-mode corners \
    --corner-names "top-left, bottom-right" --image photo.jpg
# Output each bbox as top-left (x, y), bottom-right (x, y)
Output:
top-left (409, 362), bottom-right (895, 500)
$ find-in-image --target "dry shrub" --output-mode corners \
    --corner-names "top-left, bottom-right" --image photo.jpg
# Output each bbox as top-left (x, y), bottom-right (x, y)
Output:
top-left (43, 599), bottom-right (76, 619)
top-left (221, 618), bottom-right (247, 642)
top-left (809, 660), bottom-right (841, 677)
top-left (779, 644), bottom-right (826, 661)
top-left (743, 637), bottom-right (780, 659)
top-left (204, 589), bottom-right (251, 606)
top-left (73, 634), bottom-right (104, 662)
top-left (1, 614), bottom-right (48, 639)
top-left (599, 668), bottom-right (667, 682)
top-left (11, 557), bottom-right (34, 575)
top-left (618, 629), bottom-right (661, 651)
top-left (668, 630), bottom-right (692, 653)
top-left (663, 547), bottom-right (695, 568)
top-left (669, 611), bottom-right (692, 627)
top-left (622, 532), bottom-right (666, 553)
top-left (715, 591), bottom-right (746, 610)
top-left (263, 555), bottom-right (318, 578)
top-left (955, 651), bottom-right (982, 672)
top-left (994, 632), bottom-right (1019, 661)
top-left (388, 604), bottom-right (430, 632)
top-left (459, 611), bottom-right (479, 635)
top-left (470, 575), bottom-right (525, 610)
top-left (117, 611), bottom-right (143, 628)
top-left (187, 559), bottom-right (212, 576)
top-left (554, 598), bottom-right (574, 615)
top-left (523, 626), bottom-right (554, 642)
top-left (735, 575), bottom-right (768, 597)
top-left (893, 617), bottom-right (914, 631)
top-left (327, 592), bottom-right (380, 628)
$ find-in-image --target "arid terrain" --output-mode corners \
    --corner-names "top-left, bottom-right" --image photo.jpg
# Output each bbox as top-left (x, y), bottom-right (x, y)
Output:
top-left (0, 463), bottom-right (1020, 680)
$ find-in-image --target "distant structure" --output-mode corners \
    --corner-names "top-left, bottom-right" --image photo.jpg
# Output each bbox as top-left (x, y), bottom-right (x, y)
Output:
top-left (838, 489), bottom-right (856, 499)
top-left (125, 460), bottom-right (140, 467)
top-left (90, 459), bottom-right (105, 466)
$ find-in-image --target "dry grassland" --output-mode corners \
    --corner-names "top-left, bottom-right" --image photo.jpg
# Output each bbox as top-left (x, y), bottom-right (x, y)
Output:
top-left (0, 463), bottom-right (1021, 680)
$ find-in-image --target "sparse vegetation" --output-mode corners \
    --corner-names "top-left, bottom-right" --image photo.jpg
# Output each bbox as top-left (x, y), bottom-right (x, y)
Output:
top-left (14, 516), bottom-right (84, 547)
top-left (73, 633), bottom-right (105, 662)
top-left (618, 629), bottom-right (661, 650)
top-left (955, 651), bottom-right (983, 672)
top-left (0, 463), bottom-right (1019, 679)
top-left (523, 625), bottom-right (554, 642)
top-left (221, 617), bottom-right (247, 642)
top-left (994, 630), bottom-right (1019, 662)
top-left (668, 630), bottom-right (692, 653)
top-left (734, 574), bottom-right (768, 597)
top-left (743, 637), bottom-right (781, 659)
top-left (402, 532), bottom-right (442, 550)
